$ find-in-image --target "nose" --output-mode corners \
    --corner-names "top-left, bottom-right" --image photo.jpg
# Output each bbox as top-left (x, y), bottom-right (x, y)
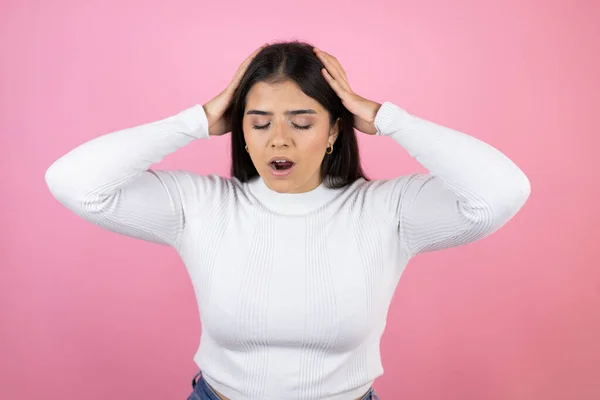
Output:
top-left (269, 121), bottom-right (291, 148)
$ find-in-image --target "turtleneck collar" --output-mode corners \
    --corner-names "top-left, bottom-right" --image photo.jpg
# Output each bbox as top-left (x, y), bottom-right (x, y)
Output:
top-left (246, 176), bottom-right (341, 216)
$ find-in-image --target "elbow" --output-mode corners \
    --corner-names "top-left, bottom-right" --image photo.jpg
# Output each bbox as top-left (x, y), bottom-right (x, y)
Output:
top-left (45, 157), bottom-right (117, 216)
top-left (45, 158), bottom-right (80, 207)
top-left (512, 169), bottom-right (532, 209)
top-left (495, 169), bottom-right (531, 222)
top-left (45, 159), bottom-right (62, 198)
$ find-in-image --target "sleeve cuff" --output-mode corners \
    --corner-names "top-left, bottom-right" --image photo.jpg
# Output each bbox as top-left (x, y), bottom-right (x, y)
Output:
top-left (374, 101), bottom-right (411, 137)
top-left (176, 104), bottom-right (211, 139)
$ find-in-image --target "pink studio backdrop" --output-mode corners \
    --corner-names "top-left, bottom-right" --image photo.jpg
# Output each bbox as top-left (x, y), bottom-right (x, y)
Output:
top-left (1, 0), bottom-right (598, 399)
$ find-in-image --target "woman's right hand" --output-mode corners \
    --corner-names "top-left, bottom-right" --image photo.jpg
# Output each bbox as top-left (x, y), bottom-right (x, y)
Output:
top-left (203, 44), bottom-right (268, 136)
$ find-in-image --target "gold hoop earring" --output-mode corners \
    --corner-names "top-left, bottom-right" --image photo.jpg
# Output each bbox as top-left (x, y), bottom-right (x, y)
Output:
top-left (326, 143), bottom-right (333, 154)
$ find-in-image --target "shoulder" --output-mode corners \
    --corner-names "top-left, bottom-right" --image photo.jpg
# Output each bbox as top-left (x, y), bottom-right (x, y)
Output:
top-left (343, 173), bottom-right (425, 199)
top-left (147, 169), bottom-right (245, 204)
top-left (333, 173), bottom-right (435, 220)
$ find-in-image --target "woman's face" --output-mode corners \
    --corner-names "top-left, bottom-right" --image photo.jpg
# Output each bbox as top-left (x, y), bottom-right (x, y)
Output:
top-left (243, 80), bottom-right (340, 194)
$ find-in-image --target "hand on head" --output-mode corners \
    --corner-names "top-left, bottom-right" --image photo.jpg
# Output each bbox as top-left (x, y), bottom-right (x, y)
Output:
top-left (203, 43), bottom-right (269, 136)
top-left (313, 47), bottom-right (381, 135)
top-left (203, 43), bottom-right (381, 137)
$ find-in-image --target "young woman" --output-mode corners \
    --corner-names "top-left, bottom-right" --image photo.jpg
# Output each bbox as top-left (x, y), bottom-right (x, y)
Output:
top-left (45, 41), bottom-right (531, 400)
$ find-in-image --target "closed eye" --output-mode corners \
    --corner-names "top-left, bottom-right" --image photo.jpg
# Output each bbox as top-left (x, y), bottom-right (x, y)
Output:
top-left (292, 123), bottom-right (312, 130)
top-left (252, 123), bottom-right (312, 130)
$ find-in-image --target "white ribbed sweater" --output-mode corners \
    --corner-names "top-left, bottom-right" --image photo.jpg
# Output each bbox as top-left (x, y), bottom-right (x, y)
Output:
top-left (45, 101), bottom-right (530, 400)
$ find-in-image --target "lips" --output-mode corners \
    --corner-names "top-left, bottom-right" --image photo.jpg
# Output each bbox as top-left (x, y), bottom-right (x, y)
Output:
top-left (268, 156), bottom-right (295, 171)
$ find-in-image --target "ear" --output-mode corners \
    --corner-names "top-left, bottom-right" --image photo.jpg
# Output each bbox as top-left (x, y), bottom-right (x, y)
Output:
top-left (328, 117), bottom-right (341, 145)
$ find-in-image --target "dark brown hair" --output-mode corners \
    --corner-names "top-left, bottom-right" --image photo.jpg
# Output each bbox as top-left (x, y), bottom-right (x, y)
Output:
top-left (226, 40), bottom-right (369, 188)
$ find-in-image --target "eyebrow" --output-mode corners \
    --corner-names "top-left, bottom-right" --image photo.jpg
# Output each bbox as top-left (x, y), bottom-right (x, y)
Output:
top-left (245, 109), bottom-right (317, 116)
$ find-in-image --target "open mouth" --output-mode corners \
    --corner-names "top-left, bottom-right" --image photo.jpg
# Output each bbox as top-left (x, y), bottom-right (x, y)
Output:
top-left (269, 159), bottom-right (296, 176)
top-left (270, 160), bottom-right (295, 171)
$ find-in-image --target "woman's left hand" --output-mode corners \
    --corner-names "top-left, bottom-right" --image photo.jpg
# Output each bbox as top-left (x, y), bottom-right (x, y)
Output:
top-left (314, 47), bottom-right (382, 135)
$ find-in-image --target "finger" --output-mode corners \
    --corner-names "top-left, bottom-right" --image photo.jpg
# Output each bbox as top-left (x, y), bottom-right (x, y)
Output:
top-left (321, 67), bottom-right (350, 100)
top-left (323, 61), bottom-right (352, 93)
top-left (248, 43), bottom-right (268, 61)
top-left (326, 53), bottom-right (348, 82)
top-left (315, 49), bottom-right (351, 92)
top-left (314, 48), bottom-right (349, 82)
top-left (314, 49), bottom-right (343, 79)
top-left (229, 44), bottom-right (268, 89)
top-left (237, 44), bottom-right (267, 75)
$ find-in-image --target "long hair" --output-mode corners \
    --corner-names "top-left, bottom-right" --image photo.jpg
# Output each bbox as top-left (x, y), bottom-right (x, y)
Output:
top-left (226, 40), bottom-right (368, 188)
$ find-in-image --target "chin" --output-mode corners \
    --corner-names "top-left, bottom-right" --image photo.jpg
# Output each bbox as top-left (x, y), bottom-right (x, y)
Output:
top-left (257, 166), bottom-right (320, 194)
top-left (264, 176), bottom-right (298, 193)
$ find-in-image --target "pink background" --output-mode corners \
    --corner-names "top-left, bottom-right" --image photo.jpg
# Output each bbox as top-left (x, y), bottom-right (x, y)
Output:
top-left (1, 0), bottom-right (598, 399)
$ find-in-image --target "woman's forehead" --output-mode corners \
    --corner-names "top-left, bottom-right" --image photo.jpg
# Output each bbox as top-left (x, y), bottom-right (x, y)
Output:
top-left (245, 81), bottom-right (325, 114)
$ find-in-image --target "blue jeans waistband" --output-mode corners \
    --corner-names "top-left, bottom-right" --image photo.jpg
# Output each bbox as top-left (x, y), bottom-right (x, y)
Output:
top-left (189, 371), bottom-right (222, 400)
top-left (188, 371), bottom-right (380, 399)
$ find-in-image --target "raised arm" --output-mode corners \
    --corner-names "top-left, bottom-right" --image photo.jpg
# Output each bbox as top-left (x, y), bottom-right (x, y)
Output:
top-left (313, 47), bottom-right (531, 257)
top-left (45, 105), bottom-right (212, 248)
top-left (371, 101), bottom-right (531, 256)
top-left (45, 44), bottom-right (267, 249)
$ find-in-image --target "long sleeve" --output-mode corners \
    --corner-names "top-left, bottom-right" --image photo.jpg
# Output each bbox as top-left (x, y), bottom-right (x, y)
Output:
top-left (45, 104), bottom-right (212, 248)
top-left (370, 101), bottom-right (531, 257)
